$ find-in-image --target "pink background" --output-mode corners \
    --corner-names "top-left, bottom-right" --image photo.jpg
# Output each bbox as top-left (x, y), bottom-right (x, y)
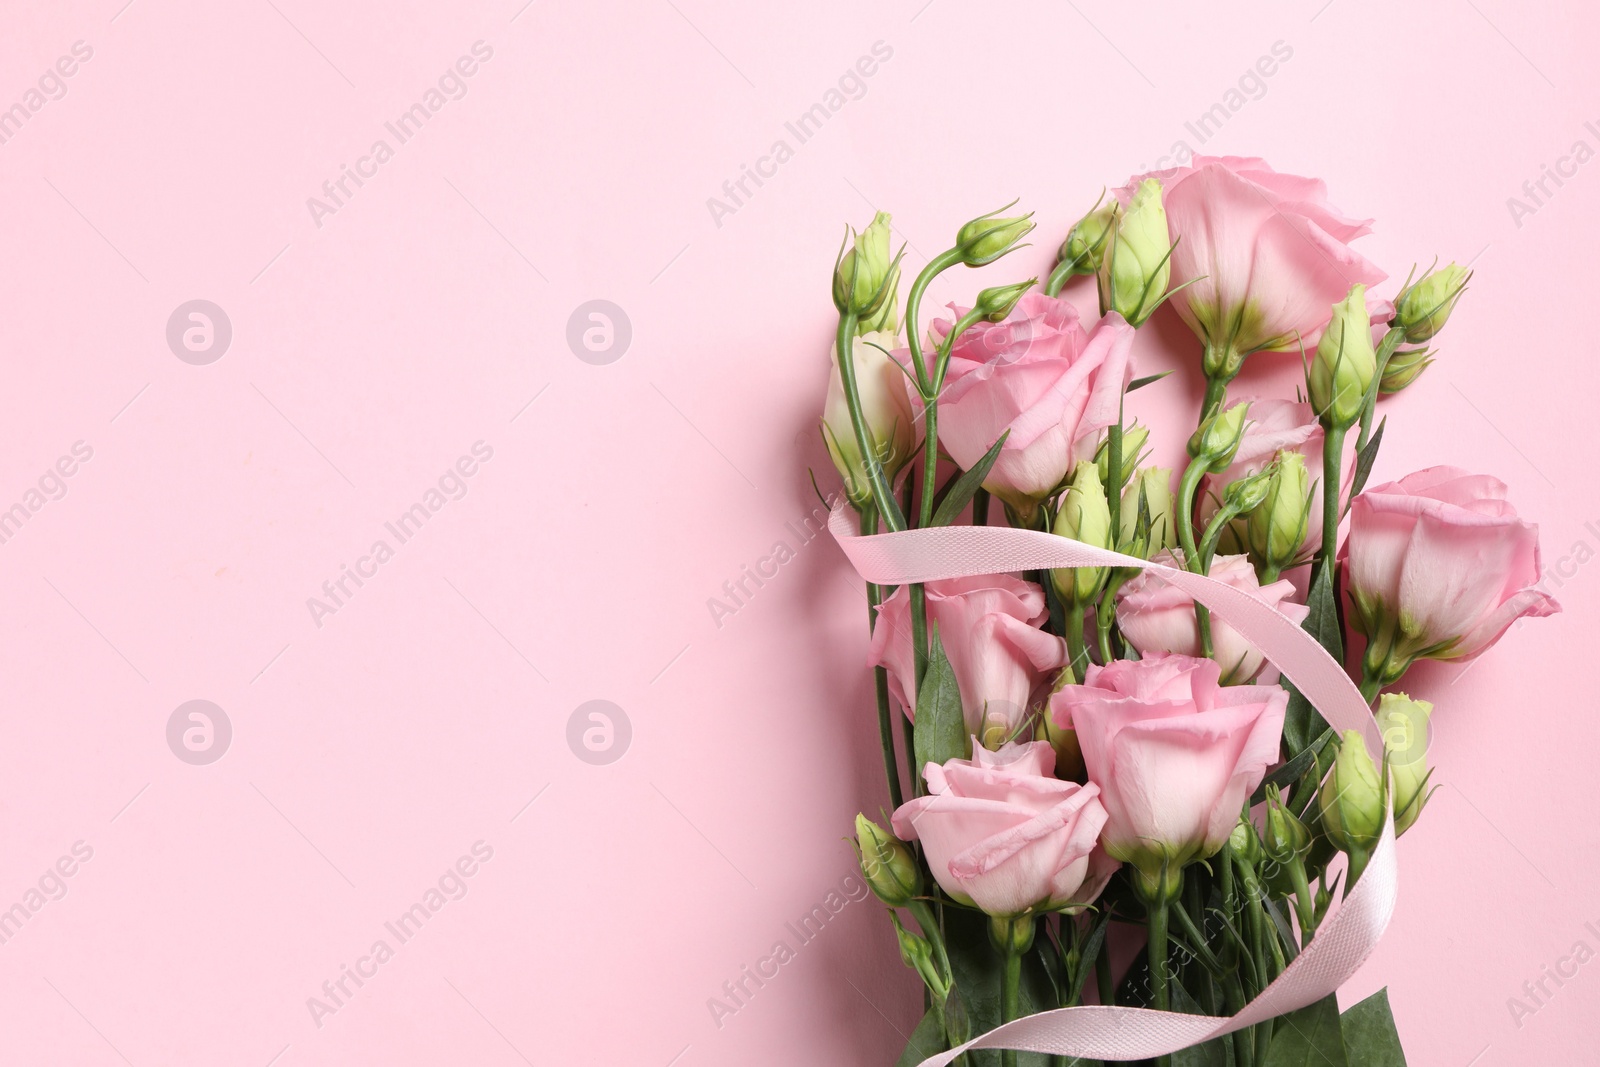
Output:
top-left (1, 0), bottom-right (1595, 1063)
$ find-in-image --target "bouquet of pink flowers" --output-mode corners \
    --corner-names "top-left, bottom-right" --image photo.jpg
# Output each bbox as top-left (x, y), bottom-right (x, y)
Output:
top-left (818, 157), bottom-right (1559, 1066)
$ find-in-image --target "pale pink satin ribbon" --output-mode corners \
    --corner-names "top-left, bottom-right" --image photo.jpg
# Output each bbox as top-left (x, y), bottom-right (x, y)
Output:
top-left (828, 501), bottom-right (1396, 1065)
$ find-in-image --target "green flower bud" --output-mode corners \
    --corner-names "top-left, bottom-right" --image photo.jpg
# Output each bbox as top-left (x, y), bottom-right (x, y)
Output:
top-left (1040, 714), bottom-right (1086, 782)
top-left (1187, 401), bottom-right (1251, 471)
top-left (1376, 693), bottom-right (1435, 836)
top-left (1318, 730), bottom-right (1386, 856)
top-left (957, 202), bottom-right (1035, 267)
top-left (1394, 262), bottom-right (1470, 344)
top-left (1245, 451), bottom-right (1312, 575)
top-left (1263, 786), bottom-right (1311, 866)
top-left (1228, 813), bottom-right (1264, 870)
top-left (1221, 466), bottom-right (1274, 517)
top-left (1118, 467), bottom-right (1177, 556)
top-left (891, 912), bottom-right (950, 998)
top-left (988, 913), bottom-right (1037, 953)
top-left (1379, 346), bottom-right (1433, 394)
top-left (974, 278), bottom-right (1036, 323)
top-left (833, 212), bottom-right (900, 325)
top-left (1308, 284), bottom-right (1377, 430)
top-left (855, 814), bottom-right (922, 907)
top-left (1096, 424), bottom-right (1150, 489)
top-left (1098, 179), bottom-right (1172, 326)
top-left (1058, 200), bottom-right (1116, 275)
top-left (1051, 461), bottom-right (1112, 605)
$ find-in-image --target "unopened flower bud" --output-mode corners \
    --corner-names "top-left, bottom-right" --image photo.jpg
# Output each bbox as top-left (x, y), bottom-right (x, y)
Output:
top-left (1318, 730), bottom-right (1386, 856)
top-left (1051, 462), bottom-right (1112, 605)
top-left (1040, 714), bottom-right (1085, 782)
top-left (975, 278), bottom-right (1036, 323)
top-left (1246, 451), bottom-right (1312, 575)
top-left (890, 912), bottom-right (951, 999)
top-left (1394, 262), bottom-right (1470, 344)
top-left (1263, 786), bottom-right (1311, 865)
top-left (1228, 813), bottom-right (1263, 870)
top-left (1098, 179), bottom-right (1172, 326)
top-left (1187, 401), bottom-right (1252, 471)
top-left (957, 203), bottom-right (1035, 267)
top-left (988, 913), bottom-right (1037, 954)
top-left (1379, 346), bottom-right (1433, 394)
top-left (1222, 466), bottom-right (1274, 517)
top-left (833, 212), bottom-right (900, 325)
top-left (855, 814), bottom-right (922, 907)
top-left (1118, 467), bottom-right (1176, 556)
top-left (1309, 284), bottom-right (1377, 430)
top-left (1059, 200), bottom-right (1116, 275)
top-left (1096, 424), bottom-right (1150, 489)
top-left (1376, 693), bottom-right (1435, 836)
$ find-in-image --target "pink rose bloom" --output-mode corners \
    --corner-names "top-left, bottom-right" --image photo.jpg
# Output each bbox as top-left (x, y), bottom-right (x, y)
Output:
top-left (1344, 466), bottom-right (1560, 685)
top-left (1115, 552), bottom-right (1309, 684)
top-left (927, 292), bottom-right (1134, 517)
top-left (1199, 398), bottom-right (1357, 559)
top-left (1120, 156), bottom-right (1385, 379)
top-left (892, 741), bottom-right (1116, 916)
top-left (870, 575), bottom-right (1067, 739)
top-left (1052, 654), bottom-right (1287, 893)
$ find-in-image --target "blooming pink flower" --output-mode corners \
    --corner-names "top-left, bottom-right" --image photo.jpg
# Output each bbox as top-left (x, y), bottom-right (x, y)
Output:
top-left (1051, 655), bottom-right (1286, 892)
top-left (892, 741), bottom-right (1116, 916)
top-left (869, 575), bottom-right (1066, 740)
top-left (1119, 156), bottom-right (1385, 378)
top-left (1344, 466), bottom-right (1560, 684)
top-left (928, 293), bottom-right (1134, 516)
top-left (1115, 552), bottom-right (1309, 684)
top-left (1199, 398), bottom-right (1356, 559)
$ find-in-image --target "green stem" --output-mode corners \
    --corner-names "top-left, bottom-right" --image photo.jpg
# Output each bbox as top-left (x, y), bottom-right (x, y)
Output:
top-left (1064, 605), bottom-right (1090, 681)
top-left (1105, 417), bottom-right (1125, 539)
top-left (834, 312), bottom-right (903, 529)
top-left (903, 249), bottom-right (965, 392)
top-left (1148, 897), bottom-right (1172, 1067)
top-left (1175, 458), bottom-right (1215, 657)
top-left (1096, 945), bottom-right (1114, 1006)
top-left (1355, 328), bottom-right (1405, 454)
top-left (1359, 674), bottom-right (1382, 705)
top-left (1199, 374), bottom-right (1232, 426)
top-left (902, 714), bottom-right (920, 797)
top-left (1317, 424), bottom-right (1346, 581)
top-left (1346, 848), bottom-right (1371, 892)
top-left (864, 510), bottom-right (904, 813)
top-left (1001, 945), bottom-right (1023, 1067)
top-left (1288, 859), bottom-right (1318, 942)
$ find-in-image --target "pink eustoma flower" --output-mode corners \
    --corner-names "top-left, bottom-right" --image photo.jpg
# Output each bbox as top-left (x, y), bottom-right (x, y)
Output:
top-left (926, 293), bottom-right (1134, 520)
top-left (869, 575), bottom-right (1066, 742)
top-left (1051, 654), bottom-right (1286, 898)
top-left (892, 741), bottom-right (1116, 917)
top-left (1119, 156), bottom-right (1385, 384)
top-left (1344, 465), bottom-right (1560, 685)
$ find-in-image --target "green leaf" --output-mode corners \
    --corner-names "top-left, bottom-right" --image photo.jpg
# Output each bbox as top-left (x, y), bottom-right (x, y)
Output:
top-left (1251, 729), bottom-right (1334, 807)
top-left (1350, 418), bottom-right (1386, 497)
top-left (894, 1005), bottom-right (947, 1067)
top-left (1128, 370), bottom-right (1175, 392)
top-left (940, 907), bottom-right (1058, 1067)
top-left (914, 628), bottom-right (969, 779)
top-left (931, 431), bottom-right (1009, 527)
top-left (1170, 981), bottom-right (1229, 1067)
top-left (1340, 988), bottom-right (1407, 1067)
top-left (1281, 564), bottom-right (1343, 758)
top-left (1263, 994), bottom-right (1347, 1067)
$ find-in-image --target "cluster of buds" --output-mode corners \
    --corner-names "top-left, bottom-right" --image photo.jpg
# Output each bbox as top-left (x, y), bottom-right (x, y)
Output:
top-left (1244, 451), bottom-right (1313, 579)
